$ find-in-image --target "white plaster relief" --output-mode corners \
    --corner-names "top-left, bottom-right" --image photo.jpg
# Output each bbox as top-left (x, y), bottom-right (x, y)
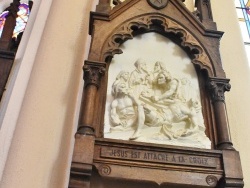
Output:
top-left (104, 32), bottom-right (211, 149)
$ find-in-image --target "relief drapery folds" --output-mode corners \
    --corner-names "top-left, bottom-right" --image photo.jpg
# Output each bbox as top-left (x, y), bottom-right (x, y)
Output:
top-left (106, 59), bottom-right (211, 149)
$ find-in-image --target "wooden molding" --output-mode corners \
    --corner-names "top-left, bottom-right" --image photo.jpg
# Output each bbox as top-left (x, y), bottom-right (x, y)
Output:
top-left (69, 0), bottom-right (244, 187)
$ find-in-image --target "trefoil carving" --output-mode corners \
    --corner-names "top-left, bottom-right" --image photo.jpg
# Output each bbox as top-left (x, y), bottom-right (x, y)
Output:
top-left (103, 14), bottom-right (214, 76)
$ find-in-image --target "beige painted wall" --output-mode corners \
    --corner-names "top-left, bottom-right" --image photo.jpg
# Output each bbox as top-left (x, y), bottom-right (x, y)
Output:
top-left (212, 0), bottom-right (250, 186)
top-left (0, 0), bottom-right (98, 187)
top-left (0, 0), bottom-right (12, 11)
top-left (0, 0), bottom-right (249, 187)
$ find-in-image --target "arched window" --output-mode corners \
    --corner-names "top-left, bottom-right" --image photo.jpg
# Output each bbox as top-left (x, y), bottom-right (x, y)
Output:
top-left (235, 0), bottom-right (250, 64)
top-left (0, 1), bottom-right (32, 101)
top-left (0, 11), bottom-right (9, 37)
top-left (0, 3), bottom-right (31, 39)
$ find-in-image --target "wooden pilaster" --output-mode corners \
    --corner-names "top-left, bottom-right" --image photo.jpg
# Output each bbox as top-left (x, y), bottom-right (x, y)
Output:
top-left (195, 0), bottom-right (217, 29)
top-left (69, 61), bottom-right (106, 188)
top-left (208, 78), bottom-right (234, 150)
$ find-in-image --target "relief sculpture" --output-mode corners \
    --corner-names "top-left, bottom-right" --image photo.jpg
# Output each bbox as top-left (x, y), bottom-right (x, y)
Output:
top-left (106, 59), bottom-right (211, 149)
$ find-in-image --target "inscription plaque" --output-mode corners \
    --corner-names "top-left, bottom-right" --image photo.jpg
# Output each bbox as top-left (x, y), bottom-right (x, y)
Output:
top-left (101, 146), bottom-right (217, 168)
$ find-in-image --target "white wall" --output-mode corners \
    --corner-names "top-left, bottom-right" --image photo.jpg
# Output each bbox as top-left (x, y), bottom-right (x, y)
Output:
top-left (0, 0), bottom-right (12, 12)
top-left (0, 0), bottom-right (249, 187)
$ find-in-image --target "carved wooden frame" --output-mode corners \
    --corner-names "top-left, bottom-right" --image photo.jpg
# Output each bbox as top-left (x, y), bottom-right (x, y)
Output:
top-left (69, 0), bottom-right (244, 187)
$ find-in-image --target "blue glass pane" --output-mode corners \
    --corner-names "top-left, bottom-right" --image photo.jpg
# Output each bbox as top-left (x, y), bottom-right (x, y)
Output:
top-left (240, 0), bottom-right (250, 38)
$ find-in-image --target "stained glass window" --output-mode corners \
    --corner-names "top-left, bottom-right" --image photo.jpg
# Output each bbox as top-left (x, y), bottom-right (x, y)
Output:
top-left (0, 3), bottom-right (30, 38)
top-left (235, 0), bottom-right (250, 65)
top-left (0, 11), bottom-right (9, 37)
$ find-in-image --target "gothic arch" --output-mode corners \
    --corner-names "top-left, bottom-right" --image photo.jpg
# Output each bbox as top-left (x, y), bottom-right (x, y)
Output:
top-left (101, 14), bottom-right (214, 77)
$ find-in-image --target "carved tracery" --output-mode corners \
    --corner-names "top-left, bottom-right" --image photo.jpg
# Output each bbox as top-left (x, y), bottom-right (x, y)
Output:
top-left (103, 14), bottom-right (214, 76)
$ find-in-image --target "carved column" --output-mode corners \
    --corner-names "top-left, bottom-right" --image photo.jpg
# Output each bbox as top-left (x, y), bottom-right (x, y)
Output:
top-left (208, 78), bottom-right (233, 150)
top-left (78, 61), bottom-right (106, 134)
top-left (69, 61), bottom-right (106, 188)
top-left (195, 0), bottom-right (216, 29)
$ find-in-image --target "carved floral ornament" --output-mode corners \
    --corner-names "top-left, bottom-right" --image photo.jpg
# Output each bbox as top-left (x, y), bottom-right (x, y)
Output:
top-left (103, 14), bottom-right (214, 76)
top-left (83, 63), bottom-right (106, 88)
top-left (208, 78), bottom-right (231, 102)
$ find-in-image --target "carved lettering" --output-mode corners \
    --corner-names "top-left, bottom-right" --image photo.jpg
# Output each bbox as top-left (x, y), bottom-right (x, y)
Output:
top-left (101, 147), bottom-right (217, 168)
top-left (189, 156), bottom-right (209, 165)
top-left (110, 149), bottom-right (129, 158)
top-left (131, 151), bottom-right (141, 159)
top-left (172, 156), bottom-right (176, 162)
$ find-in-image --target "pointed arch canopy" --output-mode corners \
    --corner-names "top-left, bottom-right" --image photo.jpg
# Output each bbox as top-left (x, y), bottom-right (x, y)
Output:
top-left (101, 14), bottom-right (214, 76)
